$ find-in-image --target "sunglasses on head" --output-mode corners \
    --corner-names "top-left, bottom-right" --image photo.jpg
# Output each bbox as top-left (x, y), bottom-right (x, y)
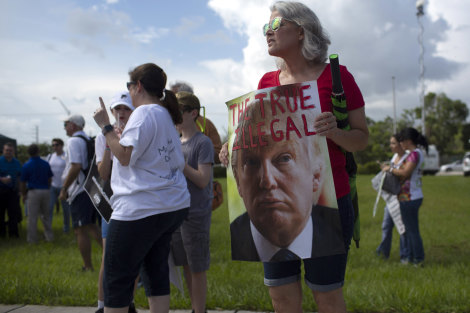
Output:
top-left (263, 16), bottom-right (300, 36)
top-left (126, 81), bottom-right (136, 91)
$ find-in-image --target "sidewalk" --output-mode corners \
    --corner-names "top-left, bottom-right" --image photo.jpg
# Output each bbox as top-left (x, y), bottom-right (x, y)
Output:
top-left (0, 305), bottom-right (263, 313)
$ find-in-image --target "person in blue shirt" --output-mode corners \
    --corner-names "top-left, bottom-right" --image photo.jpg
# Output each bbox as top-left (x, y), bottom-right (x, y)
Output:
top-left (0, 142), bottom-right (22, 238)
top-left (20, 144), bottom-right (54, 243)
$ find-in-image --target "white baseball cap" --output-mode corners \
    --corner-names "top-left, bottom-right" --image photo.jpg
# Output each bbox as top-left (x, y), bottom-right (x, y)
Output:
top-left (109, 91), bottom-right (134, 110)
top-left (64, 114), bottom-right (85, 128)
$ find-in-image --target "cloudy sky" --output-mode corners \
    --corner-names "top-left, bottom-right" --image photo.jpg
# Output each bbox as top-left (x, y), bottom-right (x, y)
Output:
top-left (1, 0), bottom-right (469, 145)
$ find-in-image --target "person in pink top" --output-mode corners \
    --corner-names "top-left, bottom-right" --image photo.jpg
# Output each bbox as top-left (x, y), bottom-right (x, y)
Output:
top-left (383, 127), bottom-right (427, 266)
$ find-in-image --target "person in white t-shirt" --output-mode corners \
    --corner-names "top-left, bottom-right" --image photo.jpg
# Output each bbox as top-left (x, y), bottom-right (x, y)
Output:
top-left (59, 115), bottom-right (102, 271)
top-left (94, 91), bottom-right (137, 313)
top-left (93, 63), bottom-right (190, 313)
top-left (376, 133), bottom-right (409, 261)
top-left (47, 138), bottom-right (71, 233)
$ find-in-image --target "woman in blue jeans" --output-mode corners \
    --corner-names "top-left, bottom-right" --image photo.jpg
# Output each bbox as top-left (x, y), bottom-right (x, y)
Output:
top-left (376, 133), bottom-right (409, 261)
top-left (384, 127), bottom-right (427, 266)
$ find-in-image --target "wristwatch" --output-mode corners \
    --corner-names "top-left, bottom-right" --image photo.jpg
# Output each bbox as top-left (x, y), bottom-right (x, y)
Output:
top-left (102, 124), bottom-right (114, 136)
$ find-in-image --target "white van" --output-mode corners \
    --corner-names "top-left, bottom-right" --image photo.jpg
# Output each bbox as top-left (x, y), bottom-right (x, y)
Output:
top-left (463, 152), bottom-right (470, 177)
top-left (421, 144), bottom-right (440, 175)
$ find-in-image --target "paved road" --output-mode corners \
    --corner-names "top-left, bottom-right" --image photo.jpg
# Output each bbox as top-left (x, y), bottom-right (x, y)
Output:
top-left (0, 305), bottom-right (264, 313)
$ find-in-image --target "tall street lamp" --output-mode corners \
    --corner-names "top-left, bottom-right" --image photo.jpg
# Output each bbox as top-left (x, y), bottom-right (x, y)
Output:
top-left (52, 96), bottom-right (71, 116)
top-left (416, 0), bottom-right (426, 135)
top-left (392, 76), bottom-right (397, 134)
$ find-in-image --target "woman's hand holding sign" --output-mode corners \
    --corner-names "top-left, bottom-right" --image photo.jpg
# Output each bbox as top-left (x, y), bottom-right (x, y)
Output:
top-left (219, 142), bottom-right (229, 167)
top-left (314, 111), bottom-right (338, 137)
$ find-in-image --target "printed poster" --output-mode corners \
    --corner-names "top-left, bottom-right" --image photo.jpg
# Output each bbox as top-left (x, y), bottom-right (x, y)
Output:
top-left (371, 172), bottom-right (405, 235)
top-left (226, 81), bottom-right (345, 262)
top-left (84, 155), bottom-right (113, 223)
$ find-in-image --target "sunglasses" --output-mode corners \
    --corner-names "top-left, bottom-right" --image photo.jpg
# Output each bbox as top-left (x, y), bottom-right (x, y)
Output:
top-left (52, 143), bottom-right (60, 147)
top-left (63, 122), bottom-right (69, 127)
top-left (263, 16), bottom-right (299, 36)
top-left (126, 81), bottom-right (136, 91)
top-left (180, 105), bottom-right (196, 114)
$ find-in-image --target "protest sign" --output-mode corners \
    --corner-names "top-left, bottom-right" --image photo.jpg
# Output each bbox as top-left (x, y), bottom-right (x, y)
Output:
top-left (84, 155), bottom-right (113, 223)
top-left (371, 172), bottom-right (405, 235)
top-left (226, 81), bottom-right (345, 262)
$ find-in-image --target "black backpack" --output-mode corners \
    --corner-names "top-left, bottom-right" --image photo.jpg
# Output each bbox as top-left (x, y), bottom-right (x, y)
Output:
top-left (73, 135), bottom-right (95, 176)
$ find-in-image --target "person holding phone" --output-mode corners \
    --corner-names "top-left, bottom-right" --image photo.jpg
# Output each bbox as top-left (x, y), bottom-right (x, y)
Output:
top-left (93, 63), bottom-right (190, 313)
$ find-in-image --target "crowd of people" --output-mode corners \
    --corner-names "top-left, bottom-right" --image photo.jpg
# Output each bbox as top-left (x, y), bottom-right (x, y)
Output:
top-left (0, 78), bottom-right (220, 313)
top-left (0, 1), bottom-right (432, 313)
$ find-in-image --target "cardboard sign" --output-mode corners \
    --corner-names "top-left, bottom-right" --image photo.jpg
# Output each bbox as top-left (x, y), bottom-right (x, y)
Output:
top-left (84, 155), bottom-right (113, 223)
top-left (226, 81), bottom-right (344, 262)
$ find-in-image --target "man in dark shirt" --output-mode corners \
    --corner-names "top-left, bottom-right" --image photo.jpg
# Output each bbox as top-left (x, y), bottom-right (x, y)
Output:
top-left (20, 144), bottom-right (54, 243)
top-left (0, 142), bottom-right (22, 238)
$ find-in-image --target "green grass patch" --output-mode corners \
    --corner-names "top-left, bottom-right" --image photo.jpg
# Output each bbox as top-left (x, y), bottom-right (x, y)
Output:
top-left (1, 176), bottom-right (469, 312)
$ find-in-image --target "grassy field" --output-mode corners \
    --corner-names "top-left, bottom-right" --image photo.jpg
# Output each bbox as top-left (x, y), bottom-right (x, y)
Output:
top-left (1, 175), bottom-right (469, 312)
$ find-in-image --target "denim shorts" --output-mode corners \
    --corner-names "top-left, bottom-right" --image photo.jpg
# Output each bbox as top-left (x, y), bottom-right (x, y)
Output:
top-left (171, 209), bottom-right (212, 272)
top-left (104, 208), bottom-right (188, 308)
top-left (101, 217), bottom-right (109, 239)
top-left (263, 194), bottom-right (354, 292)
top-left (70, 192), bottom-right (97, 228)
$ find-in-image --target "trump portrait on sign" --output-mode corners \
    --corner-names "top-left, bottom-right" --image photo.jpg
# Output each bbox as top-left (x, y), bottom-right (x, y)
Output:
top-left (226, 82), bottom-right (345, 262)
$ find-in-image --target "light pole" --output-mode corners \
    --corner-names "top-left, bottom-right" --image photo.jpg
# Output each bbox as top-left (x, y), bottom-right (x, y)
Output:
top-left (392, 76), bottom-right (397, 134)
top-left (416, 0), bottom-right (426, 135)
top-left (52, 96), bottom-right (71, 116)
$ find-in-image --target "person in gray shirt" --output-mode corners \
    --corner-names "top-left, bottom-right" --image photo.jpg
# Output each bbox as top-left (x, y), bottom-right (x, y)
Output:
top-left (172, 91), bottom-right (214, 313)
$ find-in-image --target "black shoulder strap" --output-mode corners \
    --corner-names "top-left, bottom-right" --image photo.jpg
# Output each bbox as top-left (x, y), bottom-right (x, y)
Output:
top-left (73, 134), bottom-right (89, 143)
top-left (73, 135), bottom-right (91, 176)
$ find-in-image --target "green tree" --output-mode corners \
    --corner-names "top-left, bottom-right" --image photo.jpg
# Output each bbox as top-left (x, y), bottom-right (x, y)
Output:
top-left (462, 123), bottom-right (470, 151)
top-left (412, 92), bottom-right (468, 155)
top-left (355, 116), bottom-right (394, 166)
top-left (398, 108), bottom-right (417, 131)
top-left (352, 92), bottom-right (467, 173)
top-left (17, 143), bottom-right (52, 164)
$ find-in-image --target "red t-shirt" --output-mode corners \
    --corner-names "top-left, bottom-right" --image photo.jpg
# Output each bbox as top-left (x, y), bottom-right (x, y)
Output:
top-left (257, 64), bottom-right (365, 198)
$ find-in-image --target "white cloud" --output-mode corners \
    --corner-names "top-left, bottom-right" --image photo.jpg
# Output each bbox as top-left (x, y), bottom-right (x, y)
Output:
top-left (201, 0), bottom-right (470, 134)
top-left (67, 6), bottom-right (168, 49)
top-left (192, 30), bottom-right (234, 44)
top-left (171, 0), bottom-right (272, 138)
top-left (1, 0), bottom-right (469, 146)
top-left (67, 7), bottom-right (121, 37)
top-left (131, 27), bottom-right (170, 44)
top-left (208, 0), bottom-right (271, 36)
top-left (421, 0), bottom-right (470, 114)
top-left (174, 16), bottom-right (205, 36)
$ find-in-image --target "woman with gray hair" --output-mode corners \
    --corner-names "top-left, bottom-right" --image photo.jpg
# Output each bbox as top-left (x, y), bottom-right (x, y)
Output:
top-left (260, 2), bottom-right (368, 312)
top-left (220, 1), bottom-right (368, 312)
